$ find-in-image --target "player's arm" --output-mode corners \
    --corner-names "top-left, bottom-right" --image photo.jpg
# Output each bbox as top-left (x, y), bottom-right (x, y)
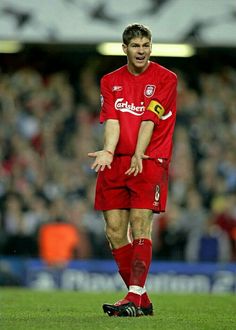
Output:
top-left (104, 119), bottom-right (120, 154)
top-left (88, 119), bottom-right (120, 172)
top-left (125, 120), bottom-right (154, 176)
top-left (126, 73), bottom-right (177, 176)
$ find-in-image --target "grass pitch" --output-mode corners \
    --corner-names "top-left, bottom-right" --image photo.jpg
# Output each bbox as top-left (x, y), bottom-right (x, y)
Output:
top-left (1, 288), bottom-right (236, 330)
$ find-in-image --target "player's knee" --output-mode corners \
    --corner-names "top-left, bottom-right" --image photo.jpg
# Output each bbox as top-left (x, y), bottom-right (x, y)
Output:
top-left (105, 224), bottom-right (127, 247)
top-left (130, 215), bottom-right (152, 239)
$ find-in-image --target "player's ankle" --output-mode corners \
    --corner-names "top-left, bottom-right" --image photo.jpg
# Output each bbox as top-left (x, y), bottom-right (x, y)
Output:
top-left (125, 292), bottom-right (141, 307)
top-left (141, 292), bottom-right (151, 307)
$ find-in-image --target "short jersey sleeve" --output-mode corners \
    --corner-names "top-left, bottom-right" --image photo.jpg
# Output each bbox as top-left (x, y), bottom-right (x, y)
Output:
top-left (99, 76), bottom-right (118, 123)
top-left (142, 73), bottom-right (177, 125)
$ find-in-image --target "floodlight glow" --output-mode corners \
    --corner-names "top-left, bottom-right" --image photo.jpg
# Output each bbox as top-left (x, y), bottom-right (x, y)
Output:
top-left (97, 42), bottom-right (195, 57)
top-left (0, 40), bottom-right (23, 53)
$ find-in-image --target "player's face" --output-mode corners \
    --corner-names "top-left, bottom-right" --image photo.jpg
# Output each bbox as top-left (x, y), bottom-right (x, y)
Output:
top-left (122, 37), bottom-right (152, 74)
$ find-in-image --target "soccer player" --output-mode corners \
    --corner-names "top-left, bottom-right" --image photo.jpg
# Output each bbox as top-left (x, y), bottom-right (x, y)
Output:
top-left (88, 23), bottom-right (177, 317)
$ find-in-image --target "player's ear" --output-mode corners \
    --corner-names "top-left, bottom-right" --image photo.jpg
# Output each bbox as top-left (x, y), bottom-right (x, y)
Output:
top-left (122, 43), bottom-right (127, 55)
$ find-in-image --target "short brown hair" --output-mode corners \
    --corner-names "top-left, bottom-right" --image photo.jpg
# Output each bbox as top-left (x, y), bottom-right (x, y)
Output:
top-left (122, 23), bottom-right (152, 45)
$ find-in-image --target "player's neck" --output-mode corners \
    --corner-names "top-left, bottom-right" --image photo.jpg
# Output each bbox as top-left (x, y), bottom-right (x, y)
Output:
top-left (127, 61), bottom-right (150, 76)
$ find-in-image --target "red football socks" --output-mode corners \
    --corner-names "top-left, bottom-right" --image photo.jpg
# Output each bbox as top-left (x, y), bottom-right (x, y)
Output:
top-left (129, 238), bottom-right (152, 287)
top-left (112, 243), bottom-right (132, 288)
top-left (112, 238), bottom-right (152, 307)
top-left (125, 238), bottom-right (152, 306)
top-left (141, 292), bottom-right (152, 308)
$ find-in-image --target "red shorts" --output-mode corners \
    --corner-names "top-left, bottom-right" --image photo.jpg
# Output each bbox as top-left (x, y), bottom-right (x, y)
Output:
top-left (95, 156), bottom-right (169, 213)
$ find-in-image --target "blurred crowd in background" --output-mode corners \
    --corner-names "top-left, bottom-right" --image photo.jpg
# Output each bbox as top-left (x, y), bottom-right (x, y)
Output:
top-left (0, 54), bottom-right (236, 265)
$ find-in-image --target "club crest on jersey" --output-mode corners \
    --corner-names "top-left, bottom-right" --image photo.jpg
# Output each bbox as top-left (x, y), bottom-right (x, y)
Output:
top-left (144, 85), bottom-right (156, 98)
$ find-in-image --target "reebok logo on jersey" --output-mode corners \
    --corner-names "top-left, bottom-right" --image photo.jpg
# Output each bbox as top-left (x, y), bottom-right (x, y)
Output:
top-left (112, 85), bottom-right (123, 92)
top-left (115, 98), bottom-right (145, 116)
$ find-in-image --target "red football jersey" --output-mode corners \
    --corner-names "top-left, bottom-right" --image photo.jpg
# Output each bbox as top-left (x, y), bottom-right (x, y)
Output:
top-left (100, 61), bottom-right (177, 160)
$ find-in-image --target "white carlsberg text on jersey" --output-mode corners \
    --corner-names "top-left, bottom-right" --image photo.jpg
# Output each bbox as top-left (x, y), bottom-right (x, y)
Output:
top-left (115, 98), bottom-right (145, 116)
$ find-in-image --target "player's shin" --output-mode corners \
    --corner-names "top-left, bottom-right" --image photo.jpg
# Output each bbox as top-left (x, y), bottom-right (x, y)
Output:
top-left (112, 243), bottom-right (133, 288)
top-left (125, 238), bottom-right (152, 307)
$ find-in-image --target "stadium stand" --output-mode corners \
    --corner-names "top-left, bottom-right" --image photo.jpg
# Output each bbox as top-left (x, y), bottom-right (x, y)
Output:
top-left (0, 50), bottom-right (236, 263)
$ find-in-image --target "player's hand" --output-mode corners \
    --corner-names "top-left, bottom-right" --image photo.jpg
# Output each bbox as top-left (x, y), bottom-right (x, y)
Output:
top-left (125, 153), bottom-right (149, 176)
top-left (88, 150), bottom-right (113, 172)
